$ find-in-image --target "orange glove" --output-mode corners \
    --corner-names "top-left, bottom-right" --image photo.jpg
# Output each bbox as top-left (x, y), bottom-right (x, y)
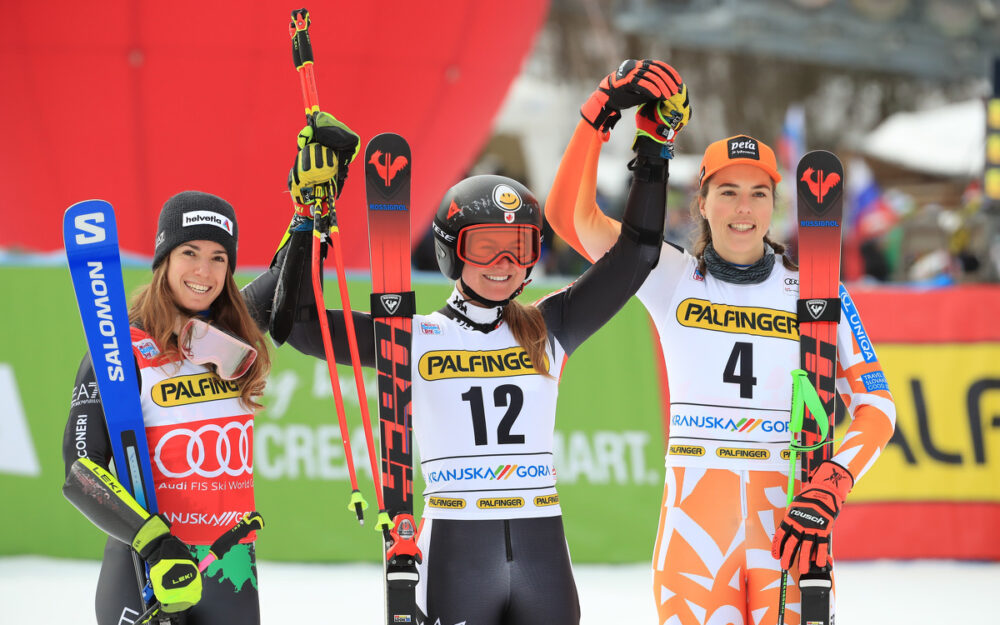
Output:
top-left (771, 461), bottom-right (853, 574)
top-left (580, 59), bottom-right (683, 133)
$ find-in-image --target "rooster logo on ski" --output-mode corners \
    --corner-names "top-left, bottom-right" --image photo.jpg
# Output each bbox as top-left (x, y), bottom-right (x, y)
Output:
top-left (800, 167), bottom-right (841, 205)
top-left (369, 150), bottom-right (409, 187)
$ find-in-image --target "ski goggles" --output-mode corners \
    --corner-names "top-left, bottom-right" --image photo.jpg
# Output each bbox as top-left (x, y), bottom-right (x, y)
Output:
top-left (178, 318), bottom-right (257, 380)
top-left (457, 224), bottom-right (541, 269)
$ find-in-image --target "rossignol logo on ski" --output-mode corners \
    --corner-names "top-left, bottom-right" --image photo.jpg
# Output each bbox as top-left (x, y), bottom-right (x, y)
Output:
top-left (394, 517), bottom-right (416, 540)
top-left (74, 213), bottom-right (107, 244)
top-left (182, 210), bottom-right (233, 235)
top-left (801, 167), bottom-right (841, 204)
top-left (380, 294), bottom-right (402, 315)
top-left (805, 298), bottom-right (827, 320)
top-left (797, 151), bottom-right (844, 216)
top-left (368, 150), bottom-right (409, 187)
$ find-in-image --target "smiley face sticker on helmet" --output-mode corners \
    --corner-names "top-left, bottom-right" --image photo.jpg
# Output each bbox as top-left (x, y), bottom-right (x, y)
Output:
top-left (492, 184), bottom-right (522, 212)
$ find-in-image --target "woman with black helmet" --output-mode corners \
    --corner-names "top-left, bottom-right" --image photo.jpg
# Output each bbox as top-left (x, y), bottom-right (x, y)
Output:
top-left (277, 59), bottom-right (689, 625)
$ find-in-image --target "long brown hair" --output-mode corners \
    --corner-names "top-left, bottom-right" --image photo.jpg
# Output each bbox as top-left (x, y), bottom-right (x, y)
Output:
top-left (503, 299), bottom-right (553, 379)
top-left (689, 174), bottom-right (798, 275)
top-left (128, 259), bottom-right (271, 410)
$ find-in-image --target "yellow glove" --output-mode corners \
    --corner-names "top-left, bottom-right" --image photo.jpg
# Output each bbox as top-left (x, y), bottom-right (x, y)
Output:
top-left (633, 84), bottom-right (692, 159)
top-left (288, 111), bottom-right (360, 205)
top-left (289, 143), bottom-right (339, 205)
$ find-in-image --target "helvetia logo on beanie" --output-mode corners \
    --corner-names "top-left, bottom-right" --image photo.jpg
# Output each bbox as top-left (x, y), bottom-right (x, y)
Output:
top-left (727, 137), bottom-right (760, 161)
top-left (182, 211), bottom-right (233, 236)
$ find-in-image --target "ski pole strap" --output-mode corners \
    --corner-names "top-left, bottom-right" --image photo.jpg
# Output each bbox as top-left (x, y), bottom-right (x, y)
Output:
top-left (371, 291), bottom-right (416, 318)
top-left (797, 297), bottom-right (840, 323)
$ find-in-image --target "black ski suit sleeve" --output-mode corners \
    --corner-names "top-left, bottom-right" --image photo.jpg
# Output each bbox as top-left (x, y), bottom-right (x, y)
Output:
top-left (279, 229), bottom-right (378, 367)
top-left (61, 352), bottom-right (152, 542)
top-left (62, 353), bottom-right (115, 476)
top-left (538, 157), bottom-right (668, 357)
top-left (240, 234), bottom-right (293, 332)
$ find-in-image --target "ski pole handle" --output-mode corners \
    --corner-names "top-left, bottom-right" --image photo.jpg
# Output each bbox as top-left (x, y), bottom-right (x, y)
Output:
top-left (135, 512), bottom-right (265, 624)
top-left (290, 8), bottom-right (320, 120)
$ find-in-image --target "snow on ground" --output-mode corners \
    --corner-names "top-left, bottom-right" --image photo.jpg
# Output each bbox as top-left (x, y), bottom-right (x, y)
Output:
top-left (1, 557), bottom-right (997, 623)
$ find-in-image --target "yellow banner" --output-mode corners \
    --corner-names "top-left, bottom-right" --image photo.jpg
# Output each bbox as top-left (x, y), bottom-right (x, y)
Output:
top-left (848, 343), bottom-right (1000, 502)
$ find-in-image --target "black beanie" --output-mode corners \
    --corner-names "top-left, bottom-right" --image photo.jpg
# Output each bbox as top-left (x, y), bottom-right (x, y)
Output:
top-left (152, 191), bottom-right (239, 270)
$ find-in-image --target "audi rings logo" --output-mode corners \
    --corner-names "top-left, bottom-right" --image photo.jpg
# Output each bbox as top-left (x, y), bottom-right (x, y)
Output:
top-left (155, 421), bottom-right (253, 478)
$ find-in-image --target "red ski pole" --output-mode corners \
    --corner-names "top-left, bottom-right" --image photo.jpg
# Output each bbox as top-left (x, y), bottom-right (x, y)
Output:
top-left (289, 8), bottom-right (387, 527)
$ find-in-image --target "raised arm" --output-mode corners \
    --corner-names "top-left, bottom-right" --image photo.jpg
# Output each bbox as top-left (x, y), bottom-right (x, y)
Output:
top-left (547, 59), bottom-right (690, 263)
top-left (540, 153), bottom-right (669, 357)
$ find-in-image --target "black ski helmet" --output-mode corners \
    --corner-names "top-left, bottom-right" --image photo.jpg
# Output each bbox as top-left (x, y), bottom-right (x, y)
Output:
top-left (432, 175), bottom-right (543, 281)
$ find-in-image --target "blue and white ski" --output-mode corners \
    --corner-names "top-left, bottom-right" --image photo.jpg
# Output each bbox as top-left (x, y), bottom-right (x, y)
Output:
top-left (63, 199), bottom-right (157, 514)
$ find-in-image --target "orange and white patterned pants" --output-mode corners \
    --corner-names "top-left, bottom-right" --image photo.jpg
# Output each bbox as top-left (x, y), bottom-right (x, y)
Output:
top-left (652, 467), bottom-right (836, 625)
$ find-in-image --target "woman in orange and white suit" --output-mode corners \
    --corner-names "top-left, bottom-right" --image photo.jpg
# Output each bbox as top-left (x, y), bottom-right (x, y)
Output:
top-left (546, 61), bottom-right (896, 625)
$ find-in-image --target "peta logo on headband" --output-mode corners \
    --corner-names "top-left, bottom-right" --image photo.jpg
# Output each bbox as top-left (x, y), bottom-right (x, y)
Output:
top-left (727, 137), bottom-right (760, 161)
top-left (183, 211), bottom-right (233, 236)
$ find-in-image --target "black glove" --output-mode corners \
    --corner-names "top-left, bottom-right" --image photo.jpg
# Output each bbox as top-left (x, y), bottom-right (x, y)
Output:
top-left (132, 515), bottom-right (202, 613)
top-left (581, 59), bottom-right (683, 133)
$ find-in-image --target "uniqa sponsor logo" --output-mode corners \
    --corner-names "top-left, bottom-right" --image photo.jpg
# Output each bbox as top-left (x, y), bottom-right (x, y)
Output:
top-left (840, 285), bottom-right (877, 363)
top-left (676, 298), bottom-right (798, 340)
